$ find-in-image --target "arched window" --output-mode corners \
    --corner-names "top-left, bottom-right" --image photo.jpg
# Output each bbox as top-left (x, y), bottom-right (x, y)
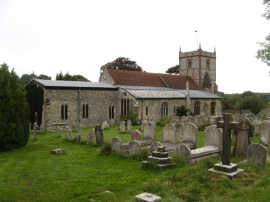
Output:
top-left (194, 101), bottom-right (200, 115)
top-left (211, 102), bottom-right (216, 116)
top-left (121, 93), bottom-right (129, 117)
top-left (161, 102), bottom-right (168, 117)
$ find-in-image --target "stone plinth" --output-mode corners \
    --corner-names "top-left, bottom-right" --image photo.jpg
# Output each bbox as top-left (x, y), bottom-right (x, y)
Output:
top-left (209, 162), bottom-right (243, 179)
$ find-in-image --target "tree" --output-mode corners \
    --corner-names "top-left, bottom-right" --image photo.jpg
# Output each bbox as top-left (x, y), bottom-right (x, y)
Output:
top-left (100, 57), bottom-right (143, 72)
top-left (238, 95), bottom-right (266, 115)
top-left (20, 73), bottom-right (51, 85)
top-left (56, 72), bottom-right (89, 81)
top-left (257, 0), bottom-right (270, 70)
top-left (166, 65), bottom-right (179, 74)
top-left (0, 63), bottom-right (29, 151)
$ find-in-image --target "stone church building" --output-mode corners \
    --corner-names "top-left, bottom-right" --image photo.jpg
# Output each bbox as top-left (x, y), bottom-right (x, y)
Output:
top-left (27, 47), bottom-right (222, 131)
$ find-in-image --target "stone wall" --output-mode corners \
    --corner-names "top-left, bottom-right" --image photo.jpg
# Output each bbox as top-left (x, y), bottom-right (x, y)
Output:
top-left (42, 88), bottom-right (118, 131)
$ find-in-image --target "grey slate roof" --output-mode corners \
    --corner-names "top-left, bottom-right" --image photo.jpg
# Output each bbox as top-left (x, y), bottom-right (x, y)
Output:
top-left (118, 85), bottom-right (220, 99)
top-left (117, 85), bottom-right (186, 99)
top-left (31, 79), bottom-right (117, 89)
top-left (178, 90), bottom-right (221, 99)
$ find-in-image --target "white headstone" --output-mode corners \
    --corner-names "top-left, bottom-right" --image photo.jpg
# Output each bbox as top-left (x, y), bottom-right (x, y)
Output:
top-left (205, 125), bottom-right (223, 150)
top-left (111, 137), bottom-right (122, 151)
top-left (162, 123), bottom-right (176, 145)
top-left (143, 122), bottom-right (156, 141)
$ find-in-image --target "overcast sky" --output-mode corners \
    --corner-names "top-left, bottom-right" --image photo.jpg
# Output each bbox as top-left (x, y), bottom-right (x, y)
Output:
top-left (0, 0), bottom-right (269, 93)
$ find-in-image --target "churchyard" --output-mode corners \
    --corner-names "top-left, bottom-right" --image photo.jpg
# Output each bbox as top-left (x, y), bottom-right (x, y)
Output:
top-left (1, 117), bottom-right (270, 201)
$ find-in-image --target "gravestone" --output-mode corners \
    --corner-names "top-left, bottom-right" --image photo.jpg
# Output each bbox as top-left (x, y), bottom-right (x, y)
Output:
top-left (176, 144), bottom-right (191, 163)
top-left (141, 120), bottom-right (148, 131)
top-left (73, 124), bottom-right (83, 143)
top-left (150, 141), bottom-right (162, 152)
top-left (232, 113), bottom-right (242, 122)
top-left (194, 115), bottom-right (204, 128)
top-left (32, 122), bottom-right (38, 140)
top-left (258, 120), bottom-right (270, 147)
top-left (127, 120), bottom-right (133, 133)
top-left (209, 113), bottom-right (243, 179)
top-left (65, 126), bottom-right (73, 141)
top-left (180, 116), bottom-right (188, 124)
top-left (111, 137), bottom-right (122, 151)
top-left (182, 123), bottom-right (197, 149)
top-left (162, 123), bottom-right (176, 145)
top-left (131, 130), bottom-right (142, 141)
top-left (175, 123), bottom-right (184, 144)
top-left (101, 120), bottom-right (110, 130)
top-left (95, 124), bottom-right (104, 146)
top-left (143, 122), bottom-right (156, 141)
top-left (234, 117), bottom-right (254, 158)
top-left (247, 143), bottom-right (267, 168)
top-left (129, 140), bottom-right (142, 155)
top-left (205, 125), bottom-right (223, 150)
top-left (120, 121), bottom-right (126, 133)
top-left (86, 129), bottom-right (95, 144)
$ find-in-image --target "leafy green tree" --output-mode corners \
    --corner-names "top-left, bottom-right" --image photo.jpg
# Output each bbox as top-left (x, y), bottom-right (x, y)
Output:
top-left (166, 65), bottom-right (179, 74)
top-left (257, 0), bottom-right (270, 70)
top-left (100, 57), bottom-right (143, 72)
top-left (238, 95), bottom-right (266, 115)
top-left (20, 73), bottom-right (51, 85)
top-left (0, 63), bottom-right (29, 151)
top-left (56, 72), bottom-right (89, 81)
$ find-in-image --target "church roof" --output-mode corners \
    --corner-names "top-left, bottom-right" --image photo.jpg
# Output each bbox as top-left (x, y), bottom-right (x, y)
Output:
top-left (178, 90), bottom-right (221, 99)
top-left (117, 85), bottom-right (186, 99)
top-left (107, 69), bottom-right (201, 90)
top-left (118, 85), bottom-right (220, 99)
top-left (29, 79), bottom-right (117, 90)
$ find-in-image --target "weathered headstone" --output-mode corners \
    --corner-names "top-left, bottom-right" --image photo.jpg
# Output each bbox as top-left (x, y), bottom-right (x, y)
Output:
top-left (129, 140), bottom-right (142, 155)
top-left (234, 117), bottom-right (254, 158)
top-left (127, 120), bottom-right (133, 133)
top-left (176, 144), bottom-right (191, 164)
top-left (258, 120), bottom-right (270, 147)
top-left (120, 121), bottom-right (126, 133)
top-left (182, 123), bottom-right (197, 149)
top-left (101, 120), bottom-right (110, 130)
top-left (131, 130), bottom-right (142, 141)
top-left (162, 123), bottom-right (176, 145)
top-left (247, 143), bottom-right (267, 168)
top-left (143, 122), bottom-right (156, 141)
top-left (86, 129), bottom-right (95, 144)
top-left (232, 113), bottom-right (242, 122)
top-left (95, 124), bottom-right (104, 146)
top-left (32, 122), bottom-right (38, 140)
top-left (111, 137), bottom-right (122, 152)
top-left (205, 125), bottom-right (223, 150)
top-left (175, 123), bottom-right (184, 144)
top-left (73, 124), bottom-right (82, 143)
top-left (65, 126), bottom-right (73, 141)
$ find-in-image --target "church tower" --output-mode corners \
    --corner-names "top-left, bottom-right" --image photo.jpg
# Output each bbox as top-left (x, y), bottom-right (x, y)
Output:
top-left (179, 45), bottom-right (218, 94)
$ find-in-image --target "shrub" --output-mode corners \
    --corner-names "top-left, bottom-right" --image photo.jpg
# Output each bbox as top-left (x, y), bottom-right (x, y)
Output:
top-left (0, 64), bottom-right (29, 151)
top-left (157, 116), bottom-right (170, 126)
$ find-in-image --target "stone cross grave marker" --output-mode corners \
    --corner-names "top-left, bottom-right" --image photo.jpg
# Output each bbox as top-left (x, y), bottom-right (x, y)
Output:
top-left (210, 113), bottom-right (244, 178)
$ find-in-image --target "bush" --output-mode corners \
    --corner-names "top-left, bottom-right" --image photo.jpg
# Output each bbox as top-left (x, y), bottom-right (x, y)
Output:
top-left (121, 110), bottom-right (140, 125)
top-left (0, 64), bottom-right (29, 151)
top-left (157, 116), bottom-right (170, 126)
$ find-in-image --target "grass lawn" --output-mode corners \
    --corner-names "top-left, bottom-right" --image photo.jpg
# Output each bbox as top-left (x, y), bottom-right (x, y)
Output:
top-left (0, 126), bottom-right (269, 202)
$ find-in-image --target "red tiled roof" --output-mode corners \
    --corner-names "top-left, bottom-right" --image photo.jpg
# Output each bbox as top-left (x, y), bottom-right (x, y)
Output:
top-left (108, 69), bottom-right (201, 90)
top-left (157, 73), bottom-right (202, 90)
top-left (108, 69), bottom-right (165, 87)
